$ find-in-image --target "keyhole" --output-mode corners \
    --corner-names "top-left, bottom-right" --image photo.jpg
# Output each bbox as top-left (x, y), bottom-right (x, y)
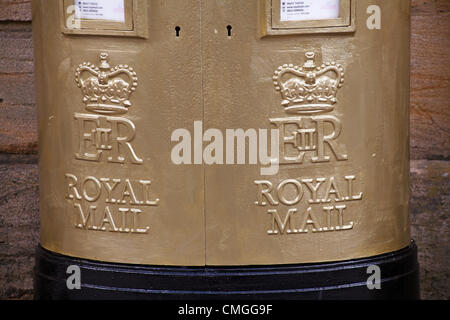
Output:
top-left (175, 26), bottom-right (181, 37)
top-left (227, 25), bottom-right (232, 37)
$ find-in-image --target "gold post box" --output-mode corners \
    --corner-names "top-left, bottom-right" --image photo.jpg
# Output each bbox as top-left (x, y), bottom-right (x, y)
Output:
top-left (33, 0), bottom-right (419, 299)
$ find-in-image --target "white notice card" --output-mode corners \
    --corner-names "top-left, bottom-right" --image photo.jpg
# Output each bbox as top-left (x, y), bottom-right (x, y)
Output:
top-left (74, 0), bottom-right (126, 22)
top-left (280, 0), bottom-right (340, 22)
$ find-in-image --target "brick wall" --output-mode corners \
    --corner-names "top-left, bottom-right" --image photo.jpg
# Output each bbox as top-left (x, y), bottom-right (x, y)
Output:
top-left (0, 0), bottom-right (448, 299)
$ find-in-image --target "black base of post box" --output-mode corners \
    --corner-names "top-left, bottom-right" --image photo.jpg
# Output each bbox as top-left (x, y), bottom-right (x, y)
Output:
top-left (34, 242), bottom-right (420, 300)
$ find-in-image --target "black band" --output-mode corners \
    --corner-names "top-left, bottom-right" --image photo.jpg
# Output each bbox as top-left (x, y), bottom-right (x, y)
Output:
top-left (34, 242), bottom-right (419, 300)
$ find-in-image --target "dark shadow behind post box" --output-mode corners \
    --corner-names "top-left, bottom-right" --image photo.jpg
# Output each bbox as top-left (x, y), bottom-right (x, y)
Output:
top-left (33, 0), bottom-right (419, 299)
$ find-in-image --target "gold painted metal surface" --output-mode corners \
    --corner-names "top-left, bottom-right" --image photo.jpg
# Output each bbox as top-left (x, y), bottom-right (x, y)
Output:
top-left (33, 0), bottom-right (205, 266)
top-left (33, 0), bottom-right (411, 266)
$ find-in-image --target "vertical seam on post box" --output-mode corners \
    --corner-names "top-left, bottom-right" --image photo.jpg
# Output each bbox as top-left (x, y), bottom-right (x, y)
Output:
top-left (200, 0), bottom-right (207, 266)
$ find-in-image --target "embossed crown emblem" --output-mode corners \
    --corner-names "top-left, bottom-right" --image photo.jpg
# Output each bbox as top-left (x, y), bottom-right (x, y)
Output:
top-left (273, 52), bottom-right (345, 115)
top-left (75, 52), bottom-right (138, 115)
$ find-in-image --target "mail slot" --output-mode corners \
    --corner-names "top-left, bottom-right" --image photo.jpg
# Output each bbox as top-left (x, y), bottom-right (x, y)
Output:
top-left (33, 0), bottom-right (419, 299)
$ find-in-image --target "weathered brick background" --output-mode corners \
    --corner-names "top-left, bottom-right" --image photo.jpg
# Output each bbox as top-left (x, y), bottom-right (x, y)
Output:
top-left (0, 0), bottom-right (448, 300)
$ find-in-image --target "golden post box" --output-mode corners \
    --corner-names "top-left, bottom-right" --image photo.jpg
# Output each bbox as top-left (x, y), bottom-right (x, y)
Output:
top-left (33, 0), bottom-right (419, 299)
